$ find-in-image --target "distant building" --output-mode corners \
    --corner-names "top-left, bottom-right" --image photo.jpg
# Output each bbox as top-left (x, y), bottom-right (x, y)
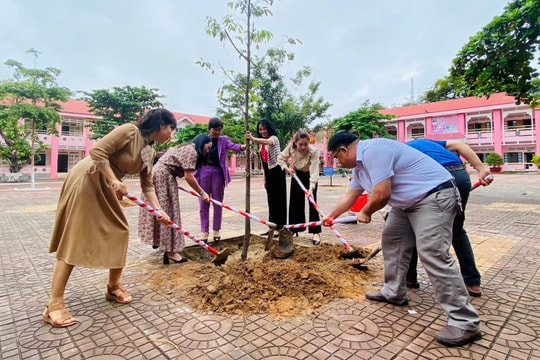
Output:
top-left (0, 99), bottom-right (228, 179)
top-left (380, 93), bottom-right (540, 172)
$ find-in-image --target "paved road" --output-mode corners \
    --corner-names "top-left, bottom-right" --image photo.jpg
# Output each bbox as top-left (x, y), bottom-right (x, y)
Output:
top-left (0, 173), bottom-right (539, 359)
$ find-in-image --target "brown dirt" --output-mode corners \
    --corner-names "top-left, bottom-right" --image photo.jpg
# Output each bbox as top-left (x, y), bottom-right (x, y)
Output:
top-left (147, 236), bottom-right (382, 319)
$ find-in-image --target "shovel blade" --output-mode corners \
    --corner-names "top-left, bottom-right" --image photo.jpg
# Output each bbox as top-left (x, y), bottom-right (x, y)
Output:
top-left (211, 248), bottom-right (231, 266)
top-left (352, 246), bottom-right (381, 268)
top-left (278, 229), bottom-right (294, 254)
top-left (264, 228), bottom-right (276, 251)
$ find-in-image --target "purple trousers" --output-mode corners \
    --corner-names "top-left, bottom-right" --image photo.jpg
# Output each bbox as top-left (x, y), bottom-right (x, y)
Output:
top-left (197, 166), bottom-right (225, 232)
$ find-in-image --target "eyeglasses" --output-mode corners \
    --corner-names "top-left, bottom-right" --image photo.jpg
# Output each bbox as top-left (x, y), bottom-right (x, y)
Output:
top-left (330, 145), bottom-right (348, 160)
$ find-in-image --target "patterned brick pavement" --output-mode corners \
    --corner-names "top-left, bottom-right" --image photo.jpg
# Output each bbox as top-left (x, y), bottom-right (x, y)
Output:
top-left (0, 173), bottom-right (539, 359)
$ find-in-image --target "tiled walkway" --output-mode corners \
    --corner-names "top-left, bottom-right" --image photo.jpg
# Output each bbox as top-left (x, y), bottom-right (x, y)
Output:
top-left (0, 173), bottom-right (539, 359)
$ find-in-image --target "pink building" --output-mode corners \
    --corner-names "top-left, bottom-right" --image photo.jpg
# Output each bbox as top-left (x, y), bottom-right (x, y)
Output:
top-left (0, 99), bottom-right (216, 180)
top-left (380, 93), bottom-right (540, 172)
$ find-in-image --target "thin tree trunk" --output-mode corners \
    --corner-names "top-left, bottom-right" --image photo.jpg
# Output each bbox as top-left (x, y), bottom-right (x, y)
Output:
top-left (241, 0), bottom-right (252, 261)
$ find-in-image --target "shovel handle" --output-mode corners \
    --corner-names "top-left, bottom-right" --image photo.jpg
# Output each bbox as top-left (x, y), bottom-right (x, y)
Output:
top-left (471, 174), bottom-right (494, 191)
top-left (178, 186), bottom-right (277, 228)
top-left (285, 216), bottom-right (358, 229)
top-left (291, 174), bottom-right (351, 249)
top-left (124, 192), bottom-right (220, 256)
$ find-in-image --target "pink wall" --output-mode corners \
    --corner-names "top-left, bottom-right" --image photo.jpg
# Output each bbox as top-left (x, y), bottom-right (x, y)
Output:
top-left (492, 110), bottom-right (503, 155)
top-left (424, 117), bottom-right (433, 137)
top-left (535, 108), bottom-right (540, 155)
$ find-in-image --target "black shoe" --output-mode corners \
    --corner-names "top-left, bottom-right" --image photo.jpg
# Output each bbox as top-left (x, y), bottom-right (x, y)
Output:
top-left (213, 236), bottom-right (221, 242)
top-left (163, 253), bottom-right (189, 265)
top-left (435, 325), bottom-right (482, 347)
top-left (365, 290), bottom-right (409, 306)
top-left (406, 281), bottom-right (420, 289)
top-left (466, 284), bottom-right (482, 297)
top-left (152, 245), bottom-right (159, 249)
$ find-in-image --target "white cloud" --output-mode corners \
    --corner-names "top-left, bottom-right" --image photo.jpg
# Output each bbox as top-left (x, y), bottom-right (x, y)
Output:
top-left (0, 0), bottom-right (511, 120)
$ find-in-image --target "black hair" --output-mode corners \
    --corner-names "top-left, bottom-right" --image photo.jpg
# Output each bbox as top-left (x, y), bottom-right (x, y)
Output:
top-left (192, 133), bottom-right (212, 169)
top-left (256, 119), bottom-right (278, 138)
top-left (136, 108), bottom-right (177, 140)
top-left (208, 117), bottom-right (224, 130)
top-left (327, 130), bottom-right (359, 152)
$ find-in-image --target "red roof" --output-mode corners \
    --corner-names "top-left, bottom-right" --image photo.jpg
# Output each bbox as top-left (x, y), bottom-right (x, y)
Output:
top-left (58, 99), bottom-right (93, 115)
top-left (172, 112), bottom-right (211, 125)
top-left (380, 93), bottom-right (517, 118)
top-left (56, 99), bottom-right (210, 124)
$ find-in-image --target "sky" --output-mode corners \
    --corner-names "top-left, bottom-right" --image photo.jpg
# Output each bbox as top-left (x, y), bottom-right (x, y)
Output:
top-left (1, 0), bottom-right (511, 122)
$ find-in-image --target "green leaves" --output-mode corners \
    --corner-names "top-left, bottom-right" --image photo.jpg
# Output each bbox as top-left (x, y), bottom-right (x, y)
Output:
top-left (81, 85), bottom-right (163, 139)
top-left (450, 0), bottom-right (540, 105)
top-left (0, 51), bottom-right (71, 173)
top-left (328, 101), bottom-right (393, 140)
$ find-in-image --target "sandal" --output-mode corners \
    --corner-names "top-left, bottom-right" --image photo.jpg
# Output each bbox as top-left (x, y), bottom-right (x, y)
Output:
top-left (312, 234), bottom-right (321, 245)
top-left (42, 302), bottom-right (78, 327)
top-left (105, 285), bottom-right (133, 304)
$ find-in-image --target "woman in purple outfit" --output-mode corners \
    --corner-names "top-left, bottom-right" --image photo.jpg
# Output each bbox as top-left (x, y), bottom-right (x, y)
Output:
top-left (195, 117), bottom-right (247, 242)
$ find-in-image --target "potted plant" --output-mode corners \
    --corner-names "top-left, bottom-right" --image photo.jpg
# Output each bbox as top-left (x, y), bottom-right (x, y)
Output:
top-left (531, 154), bottom-right (540, 173)
top-left (486, 152), bottom-right (504, 173)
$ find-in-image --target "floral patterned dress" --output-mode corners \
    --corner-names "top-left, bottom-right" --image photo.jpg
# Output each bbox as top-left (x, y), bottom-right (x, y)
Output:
top-left (138, 143), bottom-right (198, 252)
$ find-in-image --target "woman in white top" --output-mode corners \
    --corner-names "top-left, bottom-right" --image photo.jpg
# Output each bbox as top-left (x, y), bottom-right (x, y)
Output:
top-left (245, 119), bottom-right (287, 234)
top-left (278, 129), bottom-right (322, 245)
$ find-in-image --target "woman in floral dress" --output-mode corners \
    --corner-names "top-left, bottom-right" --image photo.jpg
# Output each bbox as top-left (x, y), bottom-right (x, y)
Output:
top-left (138, 134), bottom-right (211, 264)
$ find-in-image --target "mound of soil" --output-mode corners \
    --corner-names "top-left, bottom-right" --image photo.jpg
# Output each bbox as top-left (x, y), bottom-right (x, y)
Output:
top-left (147, 237), bottom-right (382, 318)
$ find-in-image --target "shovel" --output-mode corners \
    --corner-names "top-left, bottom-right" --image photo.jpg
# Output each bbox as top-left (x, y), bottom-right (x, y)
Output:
top-left (471, 174), bottom-right (494, 190)
top-left (351, 246), bottom-right (382, 269)
top-left (291, 174), bottom-right (352, 250)
top-left (122, 192), bottom-right (230, 266)
top-left (178, 186), bottom-right (277, 228)
top-left (284, 216), bottom-right (358, 230)
top-left (178, 185), bottom-right (278, 251)
top-left (275, 229), bottom-right (294, 257)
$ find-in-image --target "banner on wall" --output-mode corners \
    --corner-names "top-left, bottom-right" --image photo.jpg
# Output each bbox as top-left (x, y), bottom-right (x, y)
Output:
top-left (432, 115), bottom-right (459, 134)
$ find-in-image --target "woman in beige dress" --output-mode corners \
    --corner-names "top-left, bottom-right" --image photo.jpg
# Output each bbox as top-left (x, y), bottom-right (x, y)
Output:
top-left (43, 108), bottom-right (177, 327)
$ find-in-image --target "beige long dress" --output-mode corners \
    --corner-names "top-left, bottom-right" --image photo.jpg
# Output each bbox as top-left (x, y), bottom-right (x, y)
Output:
top-left (49, 123), bottom-right (154, 268)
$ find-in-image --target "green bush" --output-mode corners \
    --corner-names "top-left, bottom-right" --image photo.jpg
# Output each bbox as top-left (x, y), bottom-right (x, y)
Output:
top-left (531, 154), bottom-right (540, 167)
top-left (486, 152), bottom-right (504, 167)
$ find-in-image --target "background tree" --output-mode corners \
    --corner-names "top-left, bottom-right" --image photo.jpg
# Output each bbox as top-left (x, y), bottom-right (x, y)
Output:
top-left (450, 0), bottom-right (540, 105)
top-left (0, 49), bottom-right (71, 188)
top-left (420, 76), bottom-right (467, 103)
top-left (253, 49), bottom-right (331, 143)
top-left (328, 101), bottom-right (394, 140)
top-left (81, 85), bottom-right (163, 139)
top-left (199, 0), bottom-right (292, 259)
top-left (175, 124), bottom-right (208, 144)
top-left (216, 48), bottom-right (331, 146)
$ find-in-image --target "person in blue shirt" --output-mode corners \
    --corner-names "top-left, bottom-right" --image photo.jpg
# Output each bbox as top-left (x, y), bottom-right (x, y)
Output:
top-left (323, 131), bottom-right (486, 347)
top-left (406, 139), bottom-right (493, 297)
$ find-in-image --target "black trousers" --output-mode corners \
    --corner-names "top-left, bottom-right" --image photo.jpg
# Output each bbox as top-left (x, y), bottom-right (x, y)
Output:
top-left (288, 170), bottom-right (321, 234)
top-left (262, 162), bottom-right (287, 230)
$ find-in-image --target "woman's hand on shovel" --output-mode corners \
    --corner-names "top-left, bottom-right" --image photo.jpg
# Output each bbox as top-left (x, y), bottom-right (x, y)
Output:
top-left (155, 210), bottom-right (170, 224)
top-left (200, 190), bottom-right (210, 202)
top-left (110, 181), bottom-right (127, 200)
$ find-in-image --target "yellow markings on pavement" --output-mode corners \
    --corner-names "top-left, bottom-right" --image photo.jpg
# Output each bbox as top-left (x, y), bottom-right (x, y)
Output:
top-left (467, 234), bottom-right (519, 273)
top-left (487, 203), bottom-right (540, 213)
top-left (7, 204), bottom-right (57, 213)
